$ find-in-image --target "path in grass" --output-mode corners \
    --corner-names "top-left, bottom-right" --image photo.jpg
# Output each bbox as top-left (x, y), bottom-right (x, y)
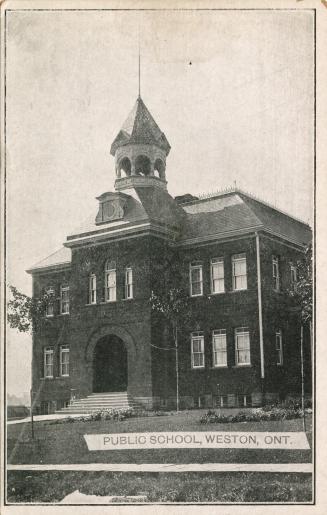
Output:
top-left (7, 412), bottom-right (312, 465)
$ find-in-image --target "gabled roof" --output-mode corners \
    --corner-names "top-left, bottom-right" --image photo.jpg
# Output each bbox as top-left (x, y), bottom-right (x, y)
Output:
top-left (110, 97), bottom-right (171, 155)
top-left (26, 246), bottom-right (71, 274)
top-left (179, 190), bottom-right (311, 246)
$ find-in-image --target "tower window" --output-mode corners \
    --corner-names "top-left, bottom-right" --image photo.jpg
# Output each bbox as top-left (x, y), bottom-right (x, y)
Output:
top-left (235, 327), bottom-right (251, 366)
top-left (232, 254), bottom-right (247, 291)
top-left (190, 263), bottom-right (203, 297)
top-left (89, 274), bottom-right (96, 304)
top-left (211, 258), bottom-right (224, 294)
top-left (191, 332), bottom-right (205, 368)
top-left (135, 155), bottom-right (151, 176)
top-left (125, 267), bottom-right (133, 299)
top-left (60, 285), bottom-right (70, 314)
top-left (118, 157), bottom-right (132, 177)
top-left (154, 158), bottom-right (165, 179)
top-left (105, 260), bottom-right (116, 302)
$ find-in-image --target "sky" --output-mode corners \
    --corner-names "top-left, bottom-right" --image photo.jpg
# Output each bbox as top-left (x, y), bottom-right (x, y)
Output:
top-left (5, 9), bottom-right (314, 397)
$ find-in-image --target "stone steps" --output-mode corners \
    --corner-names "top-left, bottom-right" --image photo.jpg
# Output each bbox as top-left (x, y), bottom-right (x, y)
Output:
top-left (55, 391), bottom-right (139, 415)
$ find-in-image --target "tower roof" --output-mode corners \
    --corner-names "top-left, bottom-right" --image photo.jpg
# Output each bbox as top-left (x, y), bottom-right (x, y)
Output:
top-left (110, 97), bottom-right (171, 156)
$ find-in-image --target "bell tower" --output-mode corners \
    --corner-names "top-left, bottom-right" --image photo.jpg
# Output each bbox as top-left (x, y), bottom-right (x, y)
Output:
top-left (110, 96), bottom-right (171, 191)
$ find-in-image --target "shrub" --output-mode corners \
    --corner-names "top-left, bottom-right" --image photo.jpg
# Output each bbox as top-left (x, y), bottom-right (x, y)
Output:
top-left (199, 405), bottom-right (306, 424)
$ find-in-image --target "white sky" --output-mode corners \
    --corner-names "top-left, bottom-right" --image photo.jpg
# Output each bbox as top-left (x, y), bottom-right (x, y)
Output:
top-left (5, 9), bottom-right (314, 397)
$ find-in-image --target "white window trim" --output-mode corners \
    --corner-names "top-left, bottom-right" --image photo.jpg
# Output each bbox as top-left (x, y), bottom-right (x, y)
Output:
top-left (189, 263), bottom-right (203, 297)
top-left (45, 287), bottom-right (55, 317)
top-left (232, 254), bottom-right (247, 291)
top-left (89, 274), bottom-right (97, 305)
top-left (44, 347), bottom-right (54, 378)
top-left (105, 268), bottom-right (117, 302)
top-left (276, 331), bottom-right (283, 366)
top-left (212, 329), bottom-right (227, 367)
top-left (124, 267), bottom-right (133, 300)
top-left (191, 332), bottom-right (205, 369)
top-left (60, 285), bottom-right (70, 315)
top-left (235, 328), bottom-right (251, 366)
top-left (210, 258), bottom-right (225, 294)
top-left (290, 265), bottom-right (297, 285)
top-left (60, 345), bottom-right (70, 377)
top-left (272, 256), bottom-right (280, 291)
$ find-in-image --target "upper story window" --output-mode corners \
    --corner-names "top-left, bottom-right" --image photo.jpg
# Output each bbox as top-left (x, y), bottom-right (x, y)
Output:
top-left (290, 264), bottom-right (297, 290)
top-left (89, 274), bottom-right (97, 304)
top-left (235, 327), bottom-right (251, 366)
top-left (272, 256), bottom-right (280, 291)
top-left (211, 258), bottom-right (224, 294)
top-left (60, 284), bottom-right (70, 314)
top-left (45, 286), bottom-right (55, 317)
top-left (276, 331), bottom-right (283, 366)
top-left (125, 267), bottom-right (133, 299)
top-left (44, 347), bottom-right (54, 378)
top-left (60, 345), bottom-right (70, 377)
top-left (232, 253), bottom-right (247, 291)
top-left (105, 260), bottom-right (116, 302)
top-left (190, 263), bottom-right (203, 297)
top-left (191, 332), bottom-right (205, 368)
top-left (212, 329), bottom-right (227, 367)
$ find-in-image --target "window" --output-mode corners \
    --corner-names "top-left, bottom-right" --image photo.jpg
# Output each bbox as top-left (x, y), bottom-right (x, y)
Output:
top-left (212, 329), bottom-right (227, 367)
top-left (235, 327), bottom-right (251, 366)
top-left (44, 347), bottom-right (54, 378)
top-left (276, 331), bottom-right (283, 366)
top-left (211, 258), bottom-right (224, 294)
top-left (216, 395), bottom-right (228, 408)
top-left (105, 260), bottom-right (116, 302)
top-left (237, 394), bottom-right (252, 407)
top-left (290, 265), bottom-right (297, 290)
top-left (125, 267), bottom-right (133, 299)
top-left (191, 332), bottom-right (205, 368)
top-left (45, 287), bottom-right (54, 317)
top-left (190, 263), bottom-right (203, 296)
top-left (60, 345), bottom-right (70, 376)
top-left (60, 285), bottom-right (69, 314)
top-left (89, 274), bottom-right (96, 304)
top-left (232, 253), bottom-right (247, 290)
top-left (272, 256), bottom-right (280, 291)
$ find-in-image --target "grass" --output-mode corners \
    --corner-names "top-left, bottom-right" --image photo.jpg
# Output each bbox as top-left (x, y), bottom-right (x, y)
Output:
top-left (6, 471), bottom-right (313, 503)
top-left (7, 411), bottom-right (312, 465)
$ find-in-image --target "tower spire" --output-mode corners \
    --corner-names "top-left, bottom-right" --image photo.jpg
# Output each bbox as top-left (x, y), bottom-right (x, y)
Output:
top-left (138, 23), bottom-right (141, 98)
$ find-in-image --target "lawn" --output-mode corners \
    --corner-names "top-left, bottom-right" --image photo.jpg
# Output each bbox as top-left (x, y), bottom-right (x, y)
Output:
top-left (7, 410), bottom-right (312, 465)
top-left (6, 471), bottom-right (313, 503)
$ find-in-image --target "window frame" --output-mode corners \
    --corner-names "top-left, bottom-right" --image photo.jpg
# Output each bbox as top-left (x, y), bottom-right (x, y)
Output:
top-left (60, 284), bottom-right (70, 315)
top-left (212, 329), bottom-right (227, 367)
top-left (124, 267), bottom-right (133, 300)
top-left (59, 345), bottom-right (70, 377)
top-left (290, 264), bottom-right (297, 289)
top-left (45, 286), bottom-right (55, 317)
top-left (272, 255), bottom-right (280, 291)
top-left (44, 347), bottom-right (54, 378)
top-left (210, 258), bottom-right (225, 294)
top-left (276, 330), bottom-right (283, 366)
top-left (104, 260), bottom-right (117, 302)
top-left (191, 332), bottom-right (205, 369)
top-left (232, 253), bottom-right (247, 291)
top-left (189, 263), bottom-right (203, 297)
top-left (88, 273), bottom-right (97, 305)
top-left (235, 327), bottom-right (251, 366)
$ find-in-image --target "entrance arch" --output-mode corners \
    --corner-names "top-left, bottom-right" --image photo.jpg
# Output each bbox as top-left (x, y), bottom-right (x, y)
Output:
top-left (93, 335), bottom-right (127, 392)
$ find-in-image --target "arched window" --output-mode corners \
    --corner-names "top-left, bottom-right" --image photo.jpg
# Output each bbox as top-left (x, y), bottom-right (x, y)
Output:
top-left (118, 157), bottom-right (132, 177)
top-left (135, 155), bottom-right (151, 176)
top-left (154, 158), bottom-right (165, 179)
top-left (89, 274), bottom-right (97, 304)
top-left (60, 284), bottom-right (70, 314)
top-left (105, 260), bottom-right (116, 302)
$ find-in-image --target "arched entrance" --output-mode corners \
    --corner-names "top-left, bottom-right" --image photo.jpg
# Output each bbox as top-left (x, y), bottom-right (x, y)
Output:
top-left (93, 335), bottom-right (128, 392)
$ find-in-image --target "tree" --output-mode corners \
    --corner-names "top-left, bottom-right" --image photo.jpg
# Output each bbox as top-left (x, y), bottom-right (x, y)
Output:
top-left (150, 287), bottom-right (190, 411)
top-left (7, 285), bottom-right (53, 333)
top-left (292, 243), bottom-right (312, 325)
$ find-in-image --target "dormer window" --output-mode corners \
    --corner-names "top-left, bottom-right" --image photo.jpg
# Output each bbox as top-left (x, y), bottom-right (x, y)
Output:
top-left (105, 260), bottom-right (116, 302)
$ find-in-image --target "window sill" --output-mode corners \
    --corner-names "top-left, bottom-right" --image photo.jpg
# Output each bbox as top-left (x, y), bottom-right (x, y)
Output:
top-left (230, 289), bottom-right (248, 293)
top-left (99, 301), bottom-right (117, 305)
top-left (211, 366), bottom-right (228, 369)
top-left (58, 313), bottom-right (70, 316)
top-left (85, 303), bottom-right (97, 306)
top-left (191, 367), bottom-right (205, 370)
top-left (122, 298), bottom-right (134, 301)
top-left (190, 294), bottom-right (204, 298)
top-left (209, 291), bottom-right (225, 296)
top-left (40, 377), bottom-right (54, 381)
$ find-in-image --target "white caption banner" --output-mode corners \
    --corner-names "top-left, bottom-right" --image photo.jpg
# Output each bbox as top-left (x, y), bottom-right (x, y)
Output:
top-left (84, 432), bottom-right (309, 451)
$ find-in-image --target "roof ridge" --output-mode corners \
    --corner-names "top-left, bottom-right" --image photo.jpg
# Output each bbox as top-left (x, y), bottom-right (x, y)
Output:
top-left (195, 186), bottom-right (310, 226)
